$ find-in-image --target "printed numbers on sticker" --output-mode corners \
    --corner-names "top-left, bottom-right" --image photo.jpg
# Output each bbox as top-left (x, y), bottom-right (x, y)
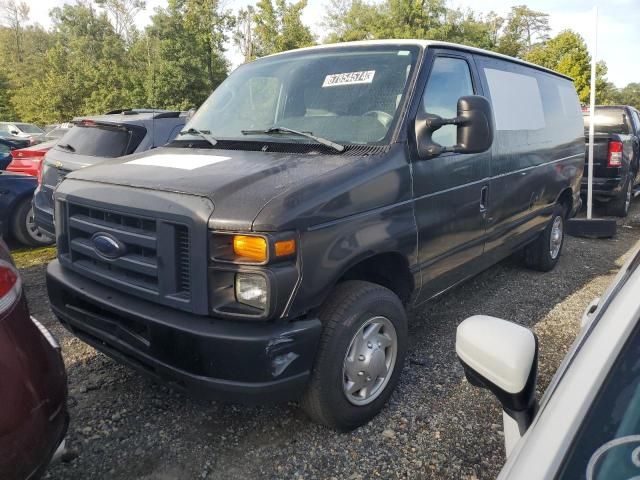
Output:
top-left (322, 70), bottom-right (376, 87)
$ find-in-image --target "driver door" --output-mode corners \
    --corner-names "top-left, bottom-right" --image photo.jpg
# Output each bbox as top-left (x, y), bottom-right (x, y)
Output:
top-left (411, 50), bottom-right (491, 303)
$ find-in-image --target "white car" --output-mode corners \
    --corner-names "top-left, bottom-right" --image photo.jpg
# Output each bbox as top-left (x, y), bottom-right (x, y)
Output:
top-left (0, 122), bottom-right (45, 144)
top-left (457, 242), bottom-right (640, 479)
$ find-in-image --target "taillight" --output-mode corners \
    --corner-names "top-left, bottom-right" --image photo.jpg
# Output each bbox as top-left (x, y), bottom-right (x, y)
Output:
top-left (0, 260), bottom-right (21, 315)
top-left (37, 159), bottom-right (45, 185)
top-left (608, 141), bottom-right (623, 167)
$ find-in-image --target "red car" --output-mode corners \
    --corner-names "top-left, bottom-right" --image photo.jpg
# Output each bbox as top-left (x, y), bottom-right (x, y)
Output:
top-left (0, 240), bottom-right (68, 479)
top-left (6, 140), bottom-right (57, 180)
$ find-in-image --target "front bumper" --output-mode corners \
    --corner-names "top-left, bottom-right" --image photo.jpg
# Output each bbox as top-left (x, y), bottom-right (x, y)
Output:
top-left (32, 189), bottom-right (55, 237)
top-left (46, 260), bottom-right (322, 403)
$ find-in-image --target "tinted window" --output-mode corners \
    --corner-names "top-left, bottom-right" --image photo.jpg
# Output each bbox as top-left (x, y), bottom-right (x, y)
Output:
top-left (15, 123), bottom-right (43, 134)
top-left (558, 320), bottom-right (640, 480)
top-left (56, 124), bottom-right (145, 157)
top-left (422, 56), bottom-right (474, 146)
top-left (584, 108), bottom-right (631, 135)
top-left (0, 143), bottom-right (9, 154)
top-left (631, 110), bottom-right (640, 133)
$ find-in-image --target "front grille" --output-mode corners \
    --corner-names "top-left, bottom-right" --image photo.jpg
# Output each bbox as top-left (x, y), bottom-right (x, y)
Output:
top-left (64, 202), bottom-right (192, 305)
top-left (175, 225), bottom-right (190, 298)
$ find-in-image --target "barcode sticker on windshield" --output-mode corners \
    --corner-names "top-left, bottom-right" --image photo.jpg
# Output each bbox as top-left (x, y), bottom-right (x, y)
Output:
top-left (322, 70), bottom-right (375, 87)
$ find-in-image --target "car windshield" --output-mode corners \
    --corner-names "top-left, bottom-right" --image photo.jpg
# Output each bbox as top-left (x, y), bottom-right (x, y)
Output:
top-left (558, 317), bottom-right (640, 480)
top-left (584, 109), bottom-right (630, 135)
top-left (15, 123), bottom-right (44, 134)
top-left (184, 45), bottom-right (420, 146)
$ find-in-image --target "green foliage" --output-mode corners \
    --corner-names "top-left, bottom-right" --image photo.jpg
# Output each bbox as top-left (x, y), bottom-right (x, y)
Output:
top-left (0, 0), bottom-right (233, 123)
top-left (234, 0), bottom-right (314, 62)
top-left (496, 5), bottom-right (550, 57)
top-left (146, 0), bottom-right (232, 110)
top-left (524, 30), bottom-right (608, 104)
top-left (0, 0), bottom-right (635, 124)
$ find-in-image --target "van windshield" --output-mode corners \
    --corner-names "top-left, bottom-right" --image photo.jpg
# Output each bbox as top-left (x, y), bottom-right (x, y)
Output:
top-left (185, 45), bottom-right (420, 146)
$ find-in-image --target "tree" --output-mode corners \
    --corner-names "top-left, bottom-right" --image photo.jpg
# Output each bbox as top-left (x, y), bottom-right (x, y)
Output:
top-left (0, 0), bottom-right (29, 62)
top-left (246, 0), bottom-right (314, 57)
top-left (145, 0), bottom-right (231, 110)
top-left (616, 83), bottom-right (640, 109)
top-left (234, 6), bottom-right (256, 62)
top-left (95, 0), bottom-right (146, 43)
top-left (497, 5), bottom-right (550, 57)
top-left (525, 30), bottom-right (609, 104)
top-left (0, 71), bottom-right (15, 119)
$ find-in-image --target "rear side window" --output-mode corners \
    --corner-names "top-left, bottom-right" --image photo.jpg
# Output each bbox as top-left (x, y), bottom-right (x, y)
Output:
top-left (0, 143), bottom-right (9, 154)
top-left (57, 124), bottom-right (146, 157)
top-left (421, 56), bottom-right (475, 146)
top-left (484, 68), bottom-right (545, 131)
top-left (584, 109), bottom-right (631, 135)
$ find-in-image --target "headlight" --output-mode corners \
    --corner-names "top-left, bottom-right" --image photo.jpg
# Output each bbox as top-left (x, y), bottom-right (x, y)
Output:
top-left (235, 273), bottom-right (267, 310)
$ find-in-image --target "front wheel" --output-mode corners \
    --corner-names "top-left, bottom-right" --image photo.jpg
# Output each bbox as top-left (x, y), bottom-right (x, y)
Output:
top-left (301, 281), bottom-right (407, 431)
top-left (12, 197), bottom-right (54, 247)
top-left (524, 204), bottom-right (566, 272)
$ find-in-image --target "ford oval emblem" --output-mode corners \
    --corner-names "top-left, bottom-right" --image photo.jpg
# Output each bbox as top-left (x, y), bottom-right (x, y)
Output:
top-left (91, 233), bottom-right (126, 259)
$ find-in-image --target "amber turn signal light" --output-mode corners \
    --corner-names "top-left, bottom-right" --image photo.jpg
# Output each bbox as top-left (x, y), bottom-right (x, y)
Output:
top-left (274, 239), bottom-right (296, 257)
top-left (233, 235), bottom-right (267, 261)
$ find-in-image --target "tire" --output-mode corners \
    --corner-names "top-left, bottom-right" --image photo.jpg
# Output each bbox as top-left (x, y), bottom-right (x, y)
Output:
top-left (11, 197), bottom-right (54, 247)
top-left (301, 280), bottom-right (407, 431)
top-left (606, 177), bottom-right (632, 217)
top-left (524, 203), bottom-right (566, 272)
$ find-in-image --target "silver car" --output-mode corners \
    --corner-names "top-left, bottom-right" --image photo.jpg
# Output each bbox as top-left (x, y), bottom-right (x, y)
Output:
top-left (457, 241), bottom-right (640, 479)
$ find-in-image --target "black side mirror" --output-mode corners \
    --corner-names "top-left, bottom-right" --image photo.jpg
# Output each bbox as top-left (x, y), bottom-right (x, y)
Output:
top-left (415, 95), bottom-right (494, 158)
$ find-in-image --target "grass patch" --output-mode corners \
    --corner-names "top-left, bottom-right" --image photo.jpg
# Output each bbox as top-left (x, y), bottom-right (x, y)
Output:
top-left (12, 246), bottom-right (57, 269)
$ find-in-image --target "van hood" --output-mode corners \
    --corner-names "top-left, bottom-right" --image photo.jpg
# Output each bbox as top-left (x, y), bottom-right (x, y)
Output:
top-left (64, 147), bottom-right (371, 231)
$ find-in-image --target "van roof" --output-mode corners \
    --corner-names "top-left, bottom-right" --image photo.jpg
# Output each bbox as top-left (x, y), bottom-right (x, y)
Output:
top-left (259, 39), bottom-right (573, 82)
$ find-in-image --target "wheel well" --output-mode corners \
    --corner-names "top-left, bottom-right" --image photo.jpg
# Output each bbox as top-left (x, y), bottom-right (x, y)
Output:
top-left (339, 253), bottom-right (414, 303)
top-left (557, 189), bottom-right (573, 218)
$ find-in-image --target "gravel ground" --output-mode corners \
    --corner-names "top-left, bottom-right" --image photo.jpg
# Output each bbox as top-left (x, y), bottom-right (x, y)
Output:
top-left (17, 203), bottom-right (640, 480)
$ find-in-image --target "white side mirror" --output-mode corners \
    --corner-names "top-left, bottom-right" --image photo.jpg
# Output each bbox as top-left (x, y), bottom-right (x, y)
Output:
top-left (456, 315), bottom-right (538, 455)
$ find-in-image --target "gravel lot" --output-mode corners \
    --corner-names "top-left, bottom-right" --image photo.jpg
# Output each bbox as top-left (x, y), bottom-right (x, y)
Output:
top-left (17, 204), bottom-right (640, 480)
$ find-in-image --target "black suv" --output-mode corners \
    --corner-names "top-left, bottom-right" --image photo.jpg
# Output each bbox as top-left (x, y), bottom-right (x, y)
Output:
top-left (46, 41), bottom-right (584, 430)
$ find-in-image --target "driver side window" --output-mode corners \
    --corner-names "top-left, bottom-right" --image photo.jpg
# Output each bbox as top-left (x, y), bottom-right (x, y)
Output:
top-left (422, 56), bottom-right (474, 147)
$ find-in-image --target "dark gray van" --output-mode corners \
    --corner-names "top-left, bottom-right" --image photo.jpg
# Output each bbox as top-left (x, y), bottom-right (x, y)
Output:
top-left (46, 40), bottom-right (584, 430)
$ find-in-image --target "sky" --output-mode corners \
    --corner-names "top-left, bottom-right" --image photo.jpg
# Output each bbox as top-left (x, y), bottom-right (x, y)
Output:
top-left (23, 0), bottom-right (640, 87)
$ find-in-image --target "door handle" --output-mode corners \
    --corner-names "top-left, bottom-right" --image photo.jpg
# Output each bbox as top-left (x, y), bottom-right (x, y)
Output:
top-left (480, 185), bottom-right (488, 213)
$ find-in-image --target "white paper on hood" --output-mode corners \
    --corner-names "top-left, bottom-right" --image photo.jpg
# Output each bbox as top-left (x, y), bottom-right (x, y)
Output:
top-left (126, 154), bottom-right (231, 170)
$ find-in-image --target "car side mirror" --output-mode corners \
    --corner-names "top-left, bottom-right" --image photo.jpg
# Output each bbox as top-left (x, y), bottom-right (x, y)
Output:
top-left (456, 315), bottom-right (538, 456)
top-left (415, 95), bottom-right (494, 158)
top-left (9, 130), bottom-right (19, 136)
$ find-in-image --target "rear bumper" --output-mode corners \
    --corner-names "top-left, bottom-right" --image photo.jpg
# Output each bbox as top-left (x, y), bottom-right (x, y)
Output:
top-left (580, 176), bottom-right (624, 197)
top-left (33, 188), bottom-right (55, 237)
top-left (46, 260), bottom-right (322, 403)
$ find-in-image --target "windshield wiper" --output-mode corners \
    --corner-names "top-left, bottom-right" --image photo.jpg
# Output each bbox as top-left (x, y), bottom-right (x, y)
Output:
top-left (178, 128), bottom-right (218, 147)
top-left (57, 143), bottom-right (75, 152)
top-left (241, 126), bottom-right (345, 153)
